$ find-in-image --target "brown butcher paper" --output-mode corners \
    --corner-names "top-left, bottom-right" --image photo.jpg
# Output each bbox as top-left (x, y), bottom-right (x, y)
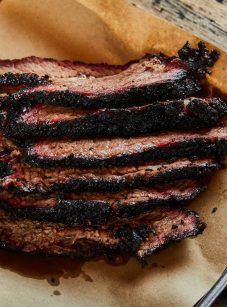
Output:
top-left (0, 0), bottom-right (226, 306)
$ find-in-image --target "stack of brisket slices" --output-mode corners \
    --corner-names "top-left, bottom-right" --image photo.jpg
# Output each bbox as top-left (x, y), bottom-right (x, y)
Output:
top-left (0, 42), bottom-right (226, 263)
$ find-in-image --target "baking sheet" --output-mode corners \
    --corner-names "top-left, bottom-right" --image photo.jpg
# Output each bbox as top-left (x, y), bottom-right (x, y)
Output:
top-left (0, 0), bottom-right (226, 306)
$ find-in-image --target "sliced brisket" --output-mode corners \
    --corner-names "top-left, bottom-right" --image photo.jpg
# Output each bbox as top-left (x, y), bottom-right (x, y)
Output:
top-left (5, 97), bottom-right (227, 139)
top-left (24, 127), bottom-right (227, 168)
top-left (0, 179), bottom-right (205, 225)
top-left (0, 158), bottom-right (219, 194)
top-left (0, 206), bottom-right (206, 261)
top-left (9, 43), bottom-right (218, 109)
top-left (0, 57), bottom-right (124, 93)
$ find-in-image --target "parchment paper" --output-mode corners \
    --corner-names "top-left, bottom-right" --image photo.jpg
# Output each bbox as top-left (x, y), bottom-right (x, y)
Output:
top-left (0, 1), bottom-right (226, 306)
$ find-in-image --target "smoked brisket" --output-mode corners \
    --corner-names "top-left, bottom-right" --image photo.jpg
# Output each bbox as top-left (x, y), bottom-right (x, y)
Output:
top-left (0, 41), bottom-right (223, 262)
top-left (0, 179), bottom-right (205, 225)
top-left (0, 206), bottom-right (206, 261)
top-left (9, 42), bottom-right (219, 109)
top-left (5, 97), bottom-right (227, 139)
top-left (0, 158), bottom-right (219, 194)
top-left (24, 127), bottom-right (227, 168)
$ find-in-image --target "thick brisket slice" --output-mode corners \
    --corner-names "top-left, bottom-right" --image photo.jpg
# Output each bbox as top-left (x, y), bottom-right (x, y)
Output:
top-left (6, 98), bottom-right (227, 139)
top-left (0, 57), bottom-right (124, 93)
top-left (10, 42), bottom-right (219, 109)
top-left (25, 127), bottom-right (227, 168)
top-left (0, 206), bottom-right (206, 261)
top-left (0, 179), bottom-right (205, 225)
top-left (0, 158), bottom-right (219, 194)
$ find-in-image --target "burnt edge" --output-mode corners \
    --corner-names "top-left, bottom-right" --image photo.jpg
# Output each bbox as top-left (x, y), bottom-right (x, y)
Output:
top-left (0, 73), bottom-right (49, 87)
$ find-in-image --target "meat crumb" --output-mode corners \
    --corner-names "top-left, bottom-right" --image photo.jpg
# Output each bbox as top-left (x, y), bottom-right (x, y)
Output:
top-left (161, 265), bottom-right (166, 268)
top-left (47, 276), bottom-right (60, 286)
top-left (211, 207), bottom-right (218, 213)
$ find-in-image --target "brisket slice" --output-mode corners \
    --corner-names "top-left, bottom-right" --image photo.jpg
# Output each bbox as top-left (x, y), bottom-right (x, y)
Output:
top-left (0, 158), bottom-right (219, 194)
top-left (0, 206), bottom-right (206, 261)
top-left (0, 179), bottom-right (205, 225)
top-left (0, 57), bottom-right (124, 93)
top-left (24, 127), bottom-right (227, 168)
top-left (5, 98), bottom-right (227, 139)
top-left (10, 42), bottom-right (218, 109)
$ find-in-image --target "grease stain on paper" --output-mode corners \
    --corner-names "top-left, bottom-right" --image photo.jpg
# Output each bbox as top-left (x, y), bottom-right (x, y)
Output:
top-left (0, 250), bottom-right (85, 284)
top-left (0, 250), bottom-right (130, 285)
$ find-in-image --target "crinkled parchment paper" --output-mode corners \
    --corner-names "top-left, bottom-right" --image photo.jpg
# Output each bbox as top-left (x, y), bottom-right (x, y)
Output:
top-left (0, 1), bottom-right (226, 306)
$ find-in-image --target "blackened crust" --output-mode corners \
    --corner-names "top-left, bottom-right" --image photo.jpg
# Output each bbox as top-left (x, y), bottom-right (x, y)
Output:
top-left (0, 161), bottom-right (13, 178)
top-left (0, 73), bottom-right (49, 92)
top-left (178, 41), bottom-right (219, 78)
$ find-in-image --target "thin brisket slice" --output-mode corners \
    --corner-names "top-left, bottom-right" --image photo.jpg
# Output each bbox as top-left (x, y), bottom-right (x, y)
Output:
top-left (24, 127), bottom-right (227, 168)
top-left (0, 206), bottom-right (206, 261)
top-left (10, 43), bottom-right (218, 109)
top-left (5, 98), bottom-right (227, 139)
top-left (0, 179), bottom-right (205, 225)
top-left (0, 57), bottom-right (124, 93)
top-left (0, 158), bottom-right (219, 194)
